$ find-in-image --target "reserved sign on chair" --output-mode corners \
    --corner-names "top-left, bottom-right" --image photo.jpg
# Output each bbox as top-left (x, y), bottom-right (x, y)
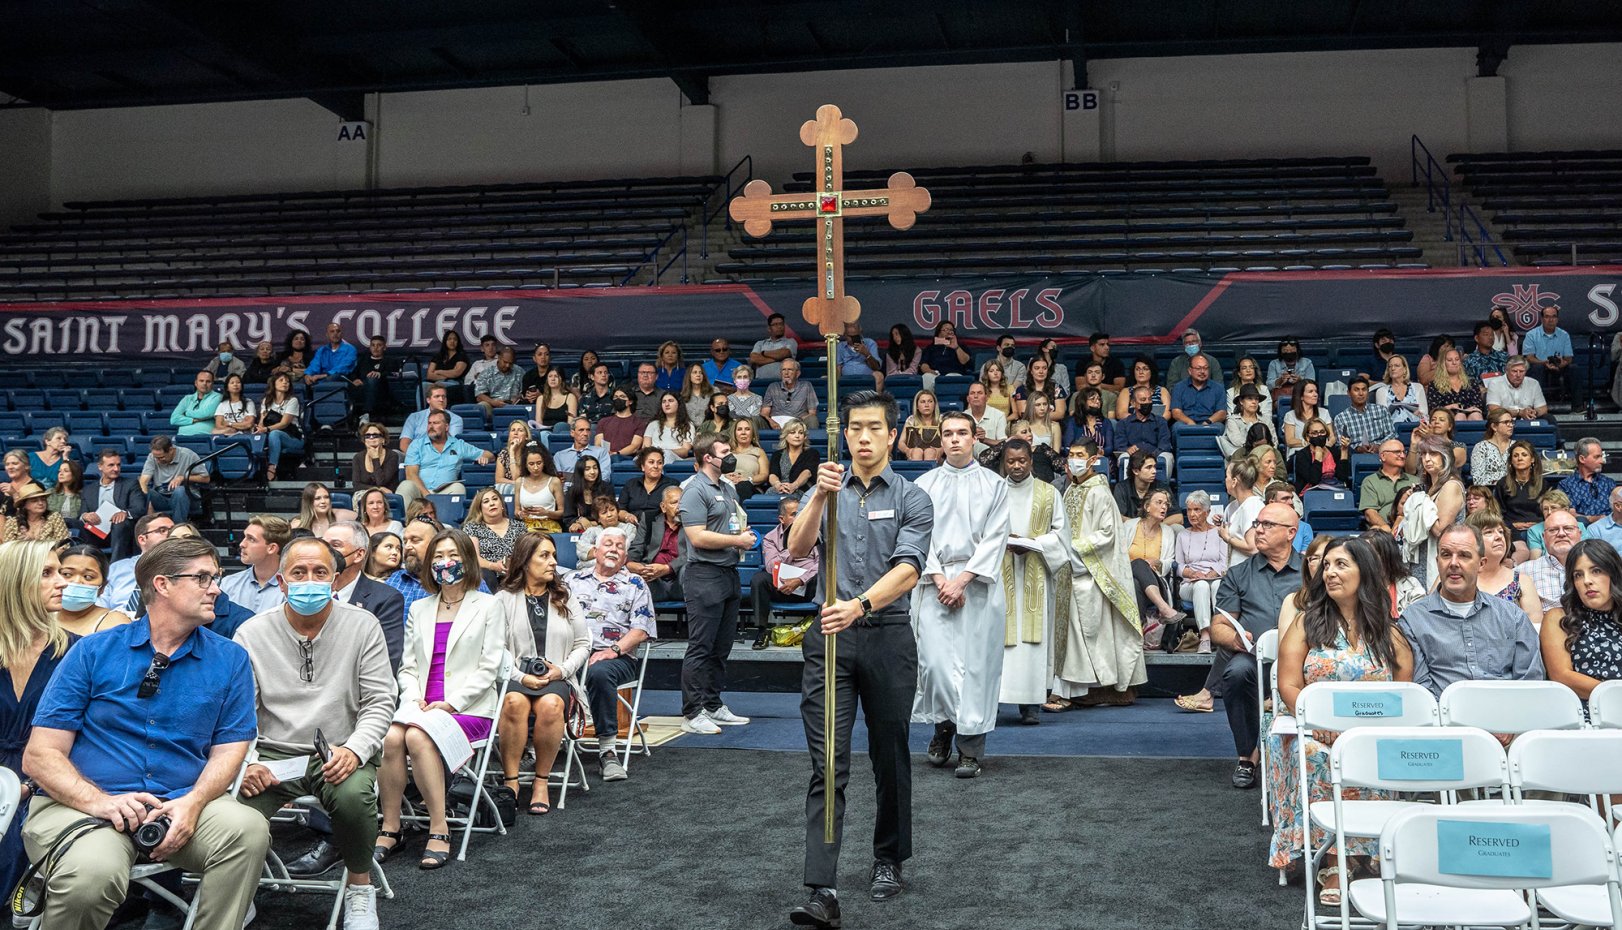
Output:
top-left (1437, 820), bottom-right (1553, 879)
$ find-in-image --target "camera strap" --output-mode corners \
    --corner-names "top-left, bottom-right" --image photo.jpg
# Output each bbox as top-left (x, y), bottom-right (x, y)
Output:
top-left (10, 815), bottom-right (107, 917)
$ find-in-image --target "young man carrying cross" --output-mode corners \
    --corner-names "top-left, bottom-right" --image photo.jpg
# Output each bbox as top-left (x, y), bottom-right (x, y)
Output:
top-left (786, 391), bottom-right (934, 928)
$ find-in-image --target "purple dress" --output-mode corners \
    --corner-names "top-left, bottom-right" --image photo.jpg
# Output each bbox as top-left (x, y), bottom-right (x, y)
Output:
top-left (424, 620), bottom-right (493, 742)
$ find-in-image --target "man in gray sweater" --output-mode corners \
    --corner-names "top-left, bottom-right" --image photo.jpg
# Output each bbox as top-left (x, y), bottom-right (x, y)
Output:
top-left (235, 538), bottom-right (396, 930)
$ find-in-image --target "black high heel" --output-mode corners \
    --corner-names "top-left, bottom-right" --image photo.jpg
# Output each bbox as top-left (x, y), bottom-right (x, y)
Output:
top-left (372, 829), bottom-right (402, 863)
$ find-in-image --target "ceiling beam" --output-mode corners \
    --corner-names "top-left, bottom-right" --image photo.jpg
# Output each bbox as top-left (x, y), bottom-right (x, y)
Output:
top-left (603, 0), bottom-right (709, 105)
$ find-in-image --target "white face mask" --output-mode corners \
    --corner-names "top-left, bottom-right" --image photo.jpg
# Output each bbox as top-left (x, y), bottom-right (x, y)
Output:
top-left (1067, 458), bottom-right (1089, 476)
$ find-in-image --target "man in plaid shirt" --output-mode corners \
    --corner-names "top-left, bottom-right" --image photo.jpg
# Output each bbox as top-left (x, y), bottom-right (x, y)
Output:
top-left (1331, 375), bottom-right (1396, 454)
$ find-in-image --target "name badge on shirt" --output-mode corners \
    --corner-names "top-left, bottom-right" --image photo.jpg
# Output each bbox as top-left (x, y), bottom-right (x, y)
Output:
top-left (868, 509), bottom-right (895, 520)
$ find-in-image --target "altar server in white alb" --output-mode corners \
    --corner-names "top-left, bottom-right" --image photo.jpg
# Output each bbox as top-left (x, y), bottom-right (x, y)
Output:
top-left (911, 411), bottom-right (1011, 778)
top-left (996, 439), bottom-right (1071, 726)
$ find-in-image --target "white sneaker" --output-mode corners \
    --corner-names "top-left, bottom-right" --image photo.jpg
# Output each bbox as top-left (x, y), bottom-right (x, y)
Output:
top-left (681, 714), bottom-right (722, 735)
top-left (342, 885), bottom-right (378, 930)
top-left (706, 705), bottom-right (751, 726)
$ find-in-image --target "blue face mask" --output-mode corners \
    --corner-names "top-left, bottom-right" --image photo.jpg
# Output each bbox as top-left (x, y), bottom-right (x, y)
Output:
top-left (61, 583), bottom-right (99, 612)
top-left (285, 581), bottom-right (333, 616)
top-left (219, 352), bottom-right (232, 363)
top-left (1184, 343), bottom-right (1200, 357)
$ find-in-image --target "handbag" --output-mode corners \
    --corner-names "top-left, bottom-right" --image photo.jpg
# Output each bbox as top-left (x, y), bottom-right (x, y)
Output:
top-left (447, 774), bottom-right (517, 829)
top-left (768, 618), bottom-right (813, 648)
top-left (512, 656), bottom-right (587, 740)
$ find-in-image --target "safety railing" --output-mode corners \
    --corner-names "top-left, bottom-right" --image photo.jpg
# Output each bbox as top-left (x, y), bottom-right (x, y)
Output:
top-left (1411, 134), bottom-right (1510, 267)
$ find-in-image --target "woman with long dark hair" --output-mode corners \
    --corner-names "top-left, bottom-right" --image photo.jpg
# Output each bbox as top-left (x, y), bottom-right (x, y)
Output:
top-left (276, 329), bottom-right (312, 380)
top-left (1543, 538), bottom-right (1622, 701)
top-left (1273, 536), bottom-right (1413, 903)
top-left (1497, 439), bottom-right (1545, 541)
top-left (54, 543), bottom-right (131, 637)
top-left (643, 390), bottom-right (695, 460)
top-left (1113, 355), bottom-right (1170, 420)
top-left (425, 330), bottom-right (470, 401)
top-left (258, 371), bottom-right (304, 481)
top-left (562, 455), bottom-right (610, 533)
top-left (884, 324), bottom-right (920, 376)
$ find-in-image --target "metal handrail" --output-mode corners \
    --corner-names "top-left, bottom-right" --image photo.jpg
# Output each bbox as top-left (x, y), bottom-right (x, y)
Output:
top-left (1411, 134), bottom-right (1510, 267)
top-left (620, 154), bottom-right (754, 287)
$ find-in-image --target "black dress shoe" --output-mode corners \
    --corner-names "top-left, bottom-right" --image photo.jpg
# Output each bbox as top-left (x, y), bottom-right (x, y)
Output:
top-left (926, 722), bottom-right (955, 767)
top-left (752, 628), bottom-right (771, 650)
top-left (285, 838), bottom-right (343, 876)
top-left (1232, 759), bottom-right (1258, 790)
top-left (789, 888), bottom-right (842, 928)
top-left (954, 755), bottom-right (982, 779)
top-left (869, 861), bottom-right (904, 901)
top-left (1018, 705), bottom-right (1041, 726)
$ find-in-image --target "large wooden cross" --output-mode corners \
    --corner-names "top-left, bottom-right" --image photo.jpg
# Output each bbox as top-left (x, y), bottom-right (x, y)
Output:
top-left (728, 105), bottom-right (930, 846)
top-left (728, 104), bottom-right (932, 335)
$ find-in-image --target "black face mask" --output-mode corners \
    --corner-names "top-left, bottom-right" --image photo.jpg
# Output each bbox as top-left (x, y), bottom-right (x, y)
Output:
top-left (1085, 405), bottom-right (1103, 417)
top-left (1378, 341), bottom-right (1395, 354)
top-left (717, 454), bottom-right (738, 474)
top-left (1000, 346), bottom-right (1014, 357)
top-left (1309, 434), bottom-right (1328, 448)
top-left (1280, 351), bottom-right (1299, 363)
top-left (612, 397), bottom-right (630, 412)
top-left (1137, 403), bottom-right (1154, 416)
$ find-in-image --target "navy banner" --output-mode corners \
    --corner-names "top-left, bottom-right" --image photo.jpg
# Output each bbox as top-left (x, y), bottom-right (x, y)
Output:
top-left (0, 266), bottom-right (1617, 360)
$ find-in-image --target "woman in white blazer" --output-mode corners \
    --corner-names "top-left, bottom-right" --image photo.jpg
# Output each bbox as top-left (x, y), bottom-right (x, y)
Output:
top-left (493, 532), bottom-right (590, 815)
top-left (1122, 487), bottom-right (1185, 646)
top-left (375, 528), bottom-right (506, 871)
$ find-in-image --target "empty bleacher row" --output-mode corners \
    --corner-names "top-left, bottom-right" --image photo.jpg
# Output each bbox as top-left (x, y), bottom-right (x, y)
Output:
top-left (715, 156), bottom-right (1425, 280)
top-left (1449, 150), bottom-right (1622, 265)
top-left (0, 175), bottom-right (724, 301)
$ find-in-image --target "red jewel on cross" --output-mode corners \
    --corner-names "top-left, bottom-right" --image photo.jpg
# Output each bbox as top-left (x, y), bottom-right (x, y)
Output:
top-left (818, 195), bottom-right (839, 214)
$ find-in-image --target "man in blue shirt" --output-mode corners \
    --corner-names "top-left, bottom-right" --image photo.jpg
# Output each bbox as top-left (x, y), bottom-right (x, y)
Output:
top-left (1522, 304), bottom-right (1579, 408)
top-left (166, 370), bottom-right (221, 437)
top-left (397, 384), bottom-right (464, 454)
top-left (22, 536), bottom-right (266, 930)
top-left (703, 338), bottom-right (740, 390)
top-left (1117, 385), bottom-right (1173, 457)
top-left (304, 321), bottom-right (359, 396)
top-left (836, 321), bottom-right (883, 387)
top-left (1170, 356), bottom-right (1227, 426)
top-left (1462, 320), bottom-right (1508, 383)
top-left (1559, 437), bottom-right (1616, 525)
top-left (397, 410), bottom-right (492, 511)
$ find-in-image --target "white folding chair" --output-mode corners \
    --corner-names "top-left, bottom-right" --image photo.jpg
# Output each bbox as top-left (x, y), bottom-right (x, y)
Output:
top-left (1349, 805), bottom-right (1620, 930)
top-left (1439, 679), bottom-right (1586, 735)
top-left (1511, 728), bottom-right (1622, 820)
top-left (400, 650), bottom-right (515, 861)
top-left (615, 647), bottom-right (652, 770)
top-left (1539, 818), bottom-right (1622, 928)
top-left (1254, 628), bottom-right (1280, 828)
top-left (0, 767), bottom-right (20, 837)
top-left (514, 668), bottom-right (592, 810)
top-left (1294, 680), bottom-right (1438, 930)
top-left (261, 798), bottom-right (396, 930)
top-left (1590, 679), bottom-right (1622, 728)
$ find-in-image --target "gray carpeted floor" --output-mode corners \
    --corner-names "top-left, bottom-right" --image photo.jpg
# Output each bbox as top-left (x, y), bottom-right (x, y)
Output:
top-left (243, 748), bottom-right (1302, 930)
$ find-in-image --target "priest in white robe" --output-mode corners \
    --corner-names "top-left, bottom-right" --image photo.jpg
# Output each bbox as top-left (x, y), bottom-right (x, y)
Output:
top-left (1051, 440), bottom-right (1147, 709)
top-left (911, 412), bottom-right (1010, 778)
top-left (996, 439), bottom-right (1070, 725)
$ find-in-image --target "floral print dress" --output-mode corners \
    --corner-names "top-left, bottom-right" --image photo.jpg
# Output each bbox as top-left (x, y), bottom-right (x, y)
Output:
top-left (1265, 630), bottom-right (1397, 869)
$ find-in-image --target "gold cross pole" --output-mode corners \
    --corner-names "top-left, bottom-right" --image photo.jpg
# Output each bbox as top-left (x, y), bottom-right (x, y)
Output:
top-left (728, 104), bottom-right (931, 843)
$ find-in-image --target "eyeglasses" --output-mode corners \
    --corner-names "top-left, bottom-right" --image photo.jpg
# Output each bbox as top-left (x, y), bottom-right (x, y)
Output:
top-left (364, 432), bottom-right (385, 440)
top-left (1253, 519), bottom-right (1297, 533)
top-left (297, 639), bottom-right (315, 683)
top-left (1380, 448), bottom-right (1408, 456)
top-left (1547, 525), bottom-right (1581, 536)
top-left (138, 652), bottom-right (171, 699)
top-left (164, 571), bottom-right (223, 588)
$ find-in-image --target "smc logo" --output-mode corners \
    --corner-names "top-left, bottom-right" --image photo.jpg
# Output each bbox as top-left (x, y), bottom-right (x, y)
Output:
top-left (913, 288), bottom-right (1064, 331)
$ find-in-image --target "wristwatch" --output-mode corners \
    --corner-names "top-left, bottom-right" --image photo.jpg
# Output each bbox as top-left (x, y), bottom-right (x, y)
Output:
top-left (610, 643), bottom-right (623, 656)
top-left (856, 594), bottom-right (874, 617)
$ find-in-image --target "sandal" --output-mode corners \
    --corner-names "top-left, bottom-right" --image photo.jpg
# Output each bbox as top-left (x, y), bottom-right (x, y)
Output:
top-left (1174, 694), bottom-right (1214, 713)
top-left (372, 829), bottom-right (402, 863)
top-left (419, 833), bottom-right (453, 870)
top-left (1317, 866), bottom-right (1345, 907)
top-left (1042, 696), bottom-right (1076, 713)
top-left (527, 800), bottom-right (551, 816)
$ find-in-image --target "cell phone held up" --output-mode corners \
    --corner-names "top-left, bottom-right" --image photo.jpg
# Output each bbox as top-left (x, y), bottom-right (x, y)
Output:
top-left (314, 728), bottom-right (333, 764)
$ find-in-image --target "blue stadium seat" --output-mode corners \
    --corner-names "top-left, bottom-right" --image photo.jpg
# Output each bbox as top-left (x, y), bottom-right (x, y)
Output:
top-left (1303, 487), bottom-right (1360, 530)
top-left (450, 404), bottom-right (488, 430)
top-left (427, 493), bottom-right (468, 525)
top-left (552, 533), bottom-right (580, 570)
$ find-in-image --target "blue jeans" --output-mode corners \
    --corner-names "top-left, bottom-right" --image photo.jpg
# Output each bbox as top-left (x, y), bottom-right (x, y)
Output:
top-left (147, 486), bottom-right (193, 523)
top-left (268, 430), bottom-right (305, 468)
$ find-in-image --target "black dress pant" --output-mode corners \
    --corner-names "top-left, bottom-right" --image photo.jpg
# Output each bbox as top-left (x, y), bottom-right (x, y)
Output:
top-left (749, 577), bottom-right (814, 630)
top-left (1220, 649), bottom-right (1261, 757)
top-left (801, 619), bottom-right (917, 890)
top-left (680, 562), bottom-right (740, 718)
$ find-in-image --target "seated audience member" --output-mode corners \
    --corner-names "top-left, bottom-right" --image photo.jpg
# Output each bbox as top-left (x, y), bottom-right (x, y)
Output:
top-left (1250, 445), bottom-right (1284, 492)
top-left (304, 322), bottom-right (359, 397)
top-left (1463, 320), bottom-right (1509, 383)
top-left (1465, 484), bottom-right (1502, 519)
top-left (323, 522), bottom-right (407, 674)
top-left (344, 420), bottom-right (400, 494)
top-left (1290, 418), bottom-right (1349, 492)
top-left (1076, 362), bottom-right (1120, 419)
top-left (1332, 375), bottom-right (1396, 454)
top-left (374, 529), bottom-right (504, 870)
top-left (29, 428), bottom-right (78, 487)
top-left (836, 322), bottom-right (883, 388)
top-left (205, 340), bottom-right (246, 380)
top-left (1527, 491), bottom-right (1594, 558)
top-left (257, 371), bottom-right (306, 481)
top-left (1218, 457), bottom-right (1263, 564)
top-left (748, 312), bottom-right (798, 380)
top-left (697, 392), bottom-right (734, 438)
top-left (683, 364), bottom-right (718, 425)
top-left (966, 382), bottom-right (1010, 452)
top-left (727, 366), bottom-right (764, 424)
top-left (575, 496), bottom-right (629, 564)
top-left (365, 531), bottom-right (402, 582)
top-left (140, 436), bottom-right (210, 525)
top-left (404, 499), bottom-right (438, 525)
top-left (355, 486), bottom-right (404, 539)
top-left (277, 329), bottom-right (314, 381)
top-left (397, 410), bottom-right (493, 510)
top-left (1218, 385), bottom-right (1274, 458)
top-left (1523, 504), bottom-right (1584, 613)
top-left (1013, 356), bottom-right (1069, 422)
top-left (467, 335), bottom-right (500, 385)
top-left (1541, 538), bottom-right (1622, 700)
top-left (1175, 491), bottom-right (1227, 652)
top-left (767, 420), bottom-right (821, 499)
top-left (220, 514), bottom-right (291, 616)
top-left (1397, 523), bottom-right (1545, 698)
top-left (236, 538), bottom-right (394, 929)
top-left (1167, 329), bottom-right (1224, 385)
top-left (1281, 379), bottom-right (1335, 457)
top-left (1117, 386), bottom-right (1173, 461)
top-left (760, 358), bottom-right (818, 428)
top-left (983, 333), bottom-right (1026, 386)
top-left (565, 527), bottom-right (658, 782)
top-left (1113, 450), bottom-right (1171, 521)
top-left (1364, 525), bottom-right (1425, 615)
top-left (1066, 388), bottom-right (1115, 464)
top-left (1115, 356), bottom-right (1171, 420)
top-left (649, 341), bottom-right (683, 393)
top-left (1272, 536), bottom-right (1413, 902)
top-left (554, 416), bottom-right (612, 477)
top-left (1484, 356), bottom-right (1548, 420)
top-left (569, 350), bottom-right (602, 395)
top-left (1468, 513), bottom-right (1544, 625)
top-left (384, 517), bottom-right (437, 613)
top-left (1590, 487), bottom-right (1622, 550)
top-left (596, 387), bottom-right (648, 458)
top-left (1470, 407), bottom-right (1516, 488)
top-left (81, 448), bottom-right (144, 561)
top-left (536, 365), bottom-right (579, 431)
top-left (1362, 328), bottom-right (1399, 381)
top-left (212, 374), bottom-right (257, 437)
top-left (635, 396), bottom-right (694, 458)
top-left (398, 385), bottom-right (464, 454)
top-left (988, 420), bottom-right (1063, 483)
top-left (292, 482), bottom-right (356, 535)
top-left (1274, 536), bottom-right (1331, 638)
top-left (1263, 482), bottom-right (1314, 554)
top-left (1497, 440), bottom-right (1545, 541)
top-left (495, 533), bottom-right (592, 805)
top-left (1406, 407), bottom-right (1469, 473)
top-left (423, 330), bottom-right (469, 402)
top-left (1025, 394), bottom-right (1065, 449)
top-left (1124, 488), bottom-right (1185, 643)
top-left (472, 346), bottom-right (525, 417)
top-left (244, 340), bottom-right (278, 385)
top-left (920, 321), bottom-right (973, 378)
top-left (576, 360), bottom-right (617, 423)
top-left (168, 370), bottom-right (222, 437)
top-left (1266, 336), bottom-right (1315, 395)
top-left (898, 390), bottom-right (944, 462)
top-left (1426, 347), bottom-right (1485, 421)
top-left (0, 542), bottom-right (72, 900)
top-left (618, 447), bottom-right (675, 526)
top-left (983, 360), bottom-right (1017, 415)
top-left (704, 338), bottom-right (741, 390)
top-left (484, 421), bottom-right (529, 496)
top-left (98, 513), bottom-right (174, 609)
top-left (3, 484), bottom-right (67, 543)
top-left (21, 536), bottom-right (266, 930)
top-left (463, 487), bottom-right (524, 579)
top-left (513, 444), bottom-right (564, 534)
top-left (1084, 331), bottom-right (1127, 393)
top-left (55, 544), bottom-right (132, 637)
top-left (750, 497), bottom-right (819, 649)
top-left (627, 486), bottom-right (685, 603)
top-left (1170, 356), bottom-right (1226, 426)
top-left (884, 324), bottom-right (921, 377)
top-left (726, 419), bottom-right (770, 498)
top-left (1524, 304), bottom-right (1579, 408)
top-left (562, 456), bottom-right (611, 533)
top-left (521, 343), bottom-right (556, 404)
top-left (1560, 437), bottom-right (1615, 524)
top-left (349, 335), bottom-right (398, 425)
top-left (1373, 354), bottom-right (1427, 427)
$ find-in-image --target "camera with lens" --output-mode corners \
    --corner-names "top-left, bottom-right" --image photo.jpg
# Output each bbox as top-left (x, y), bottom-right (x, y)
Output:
top-left (131, 815), bottom-right (172, 859)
